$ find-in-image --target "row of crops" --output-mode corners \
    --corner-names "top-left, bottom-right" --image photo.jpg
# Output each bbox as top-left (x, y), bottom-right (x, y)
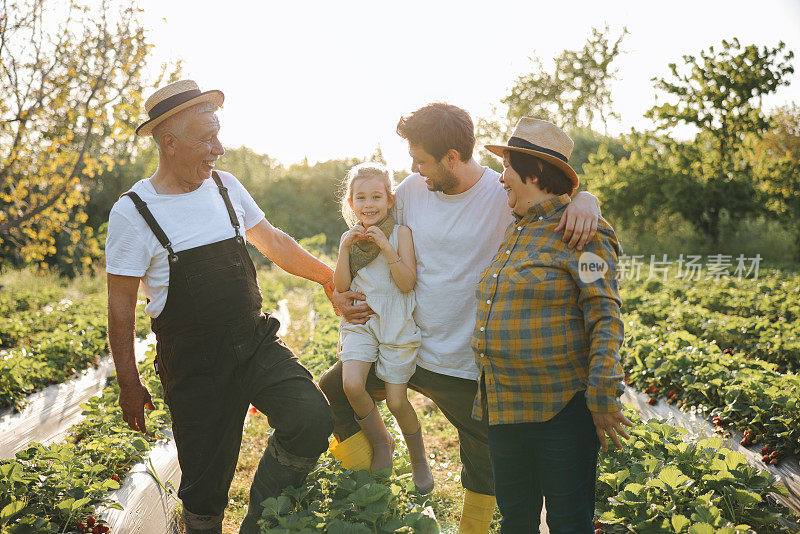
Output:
top-left (1, 269), bottom-right (800, 532)
top-left (0, 271), bottom-right (290, 533)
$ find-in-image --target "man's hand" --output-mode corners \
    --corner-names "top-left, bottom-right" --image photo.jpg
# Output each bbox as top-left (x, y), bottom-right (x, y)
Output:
top-left (590, 409), bottom-right (633, 451)
top-left (331, 288), bottom-right (374, 324)
top-left (555, 191), bottom-right (600, 250)
top-left (119, 380), bottom-right (155, 435)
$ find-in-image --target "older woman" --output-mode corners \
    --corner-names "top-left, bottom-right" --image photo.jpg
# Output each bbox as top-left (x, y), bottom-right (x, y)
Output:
top-left (471, 118), bottom-right (632, 533)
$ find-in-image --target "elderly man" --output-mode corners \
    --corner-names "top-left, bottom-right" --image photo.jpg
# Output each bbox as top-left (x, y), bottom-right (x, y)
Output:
top-left (105, 80), bottom-right (335, 534)
top-left (322, 102), bottom-right (602, 533)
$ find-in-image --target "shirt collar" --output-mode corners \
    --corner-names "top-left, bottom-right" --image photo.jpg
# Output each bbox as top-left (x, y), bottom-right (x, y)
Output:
top-left (514, 193), bottom-right (572, 222)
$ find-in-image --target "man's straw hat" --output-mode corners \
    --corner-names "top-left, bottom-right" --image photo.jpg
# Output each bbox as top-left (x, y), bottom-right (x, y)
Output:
top-left (135, 79), bottom-right (224, 136)
top-left (484, 118), bottom-right (579, 191)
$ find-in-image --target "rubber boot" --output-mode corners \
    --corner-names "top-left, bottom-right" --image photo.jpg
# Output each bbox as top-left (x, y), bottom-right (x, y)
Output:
top-left (328, 430), bottom-right (373, 471)
top-left (458, 490), bottom-right (496, 534)
top-left (354, 403), bottom-right (395, 472)
top-left (182, 509), bottom-right (223, 534)
top-left (402, 425), bottom-right (434, 494)
top-left (239, 437), bottom-right (319, 534)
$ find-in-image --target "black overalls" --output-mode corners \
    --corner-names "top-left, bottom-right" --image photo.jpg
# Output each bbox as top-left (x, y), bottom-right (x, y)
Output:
top-left (122, 173), bottom-right (333, 533)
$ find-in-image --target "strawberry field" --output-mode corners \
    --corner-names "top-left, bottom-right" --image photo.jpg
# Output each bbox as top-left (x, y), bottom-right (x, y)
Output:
top-left (1, 267), bottom-right (800, 533)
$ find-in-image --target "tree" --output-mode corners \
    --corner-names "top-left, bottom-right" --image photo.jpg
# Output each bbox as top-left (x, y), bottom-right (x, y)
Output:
top-left (648, 38), bottom-right (794, 174)
top-left (751, 105), bottom-right (800, 260)
top-left (0, 0), bottom-right (161, 270)
top-left (643, 38), bottom-right (795, 243)
top-left (477, 26), bottom-right (628, 147)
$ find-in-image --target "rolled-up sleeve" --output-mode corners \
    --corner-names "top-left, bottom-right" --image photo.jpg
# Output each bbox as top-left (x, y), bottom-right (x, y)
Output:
top-left (568, 225), bottom-right (625, 413)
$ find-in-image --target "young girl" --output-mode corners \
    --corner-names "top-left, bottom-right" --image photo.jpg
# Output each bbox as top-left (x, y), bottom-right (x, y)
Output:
top-left (333, 162), bottom-right (434, 494)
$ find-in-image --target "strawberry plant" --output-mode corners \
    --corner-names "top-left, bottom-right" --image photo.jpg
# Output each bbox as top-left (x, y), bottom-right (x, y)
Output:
top-left (0, 349), bottom-right (171, 533)
top-left (596, 411), bottom-right (799, 533)
top-left (623, 315), bottom-right (800, 458)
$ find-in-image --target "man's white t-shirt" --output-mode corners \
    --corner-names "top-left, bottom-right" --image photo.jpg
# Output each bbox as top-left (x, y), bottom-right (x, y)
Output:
top-left (395, 167), bottom-right (513, 380)
top-left (105, 171), bottom-right (265, 318)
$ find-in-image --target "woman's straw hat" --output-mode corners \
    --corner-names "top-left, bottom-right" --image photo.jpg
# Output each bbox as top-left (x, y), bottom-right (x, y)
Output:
top-left (484, 118), bottom-right (579, 191)
top-left (135, 79), bottom-right (224, 136)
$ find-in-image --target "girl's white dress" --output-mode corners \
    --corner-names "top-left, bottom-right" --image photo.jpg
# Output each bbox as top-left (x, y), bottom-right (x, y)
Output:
top-left (339, 226), bottom-right (422, 384)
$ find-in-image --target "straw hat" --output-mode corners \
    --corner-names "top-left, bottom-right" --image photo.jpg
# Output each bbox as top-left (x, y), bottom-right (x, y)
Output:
top-left (485, 118), bottom-right (579, 191)
top-left (135, 79), bottom-right (224, 136)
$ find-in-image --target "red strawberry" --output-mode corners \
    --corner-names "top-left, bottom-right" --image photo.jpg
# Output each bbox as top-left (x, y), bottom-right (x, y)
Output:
top-left (762, 455), bottom-right (770, 463)
top-left (248, 406), bottom-right (258, 415)
top-left (77, 523), bottom-right (85, 530)
top-left (761, 446), bottom-right (771, 455)
top-left (111, 475), bottom-right (120, 482)
top-left (594, 520), bottom-right (603, 528)
top-left (647, 398), bottom-right (657, 405)
top-left (87, 517), bottom-right (96, 527)
top-left (92, 527), bottom-right (100, 534)
top-left (740, 438), bottom-right (752, 447)
top-left (98, 526), bottom-right (109, 533)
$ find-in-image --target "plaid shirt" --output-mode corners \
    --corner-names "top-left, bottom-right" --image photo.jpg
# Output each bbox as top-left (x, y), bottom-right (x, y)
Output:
top-left (471, 194), bottom-right (625, 425)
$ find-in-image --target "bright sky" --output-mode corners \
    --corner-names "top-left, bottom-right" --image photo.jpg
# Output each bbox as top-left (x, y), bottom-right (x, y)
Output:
top-left (139, 0), bottom-right (800, 171)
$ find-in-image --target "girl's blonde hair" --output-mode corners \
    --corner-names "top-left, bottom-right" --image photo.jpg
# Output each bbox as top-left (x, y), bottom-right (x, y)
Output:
top-left (340, 162), bottom-right (394, 227)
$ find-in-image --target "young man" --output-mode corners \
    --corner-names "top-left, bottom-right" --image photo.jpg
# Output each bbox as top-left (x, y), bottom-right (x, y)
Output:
top-left (106, 80), bottom-right (336, 534)
top-left (322, 103), bottom-right (602, 533)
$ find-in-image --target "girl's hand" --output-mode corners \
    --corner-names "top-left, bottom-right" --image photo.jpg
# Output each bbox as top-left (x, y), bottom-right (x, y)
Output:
top-left (341, 225), bottom-right (366, 248)
top-left (363, 225), bottom-right (391, 251)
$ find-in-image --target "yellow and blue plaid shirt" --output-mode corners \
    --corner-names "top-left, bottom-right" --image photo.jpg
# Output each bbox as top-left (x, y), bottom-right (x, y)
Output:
top-left (471, 194), bottom-right (625, 425)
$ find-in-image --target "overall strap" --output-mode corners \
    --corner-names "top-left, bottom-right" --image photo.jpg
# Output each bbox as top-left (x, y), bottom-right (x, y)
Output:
top-left (121, 191), bottom-right (179, 263)
top-left (211, 171), bottom-right (242, 240)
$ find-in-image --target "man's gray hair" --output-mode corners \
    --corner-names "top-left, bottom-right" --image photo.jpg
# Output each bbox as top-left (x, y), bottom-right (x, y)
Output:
top-left (152, 101), bottom-right (219, 149)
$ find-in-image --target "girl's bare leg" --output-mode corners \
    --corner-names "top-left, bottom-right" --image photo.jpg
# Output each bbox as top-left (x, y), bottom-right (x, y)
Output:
top-left (342, 360), bottom-right (377, 418)
top-left (385, 382), bottom-right (434, 493)
top-left (384, 382), bottom-right (419, 433)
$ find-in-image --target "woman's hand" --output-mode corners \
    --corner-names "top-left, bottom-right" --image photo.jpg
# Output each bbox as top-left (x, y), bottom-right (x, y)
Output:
top-left (555, 191), bottom-right (600, 250)
top-left (590, 409), bottom-right (633, 451)
top-left (331, 288), bottom-right (374, 324)
top-left (363, 225), bottom-right (392, 251)
top-left (341, 225), bottom-right (366, 248)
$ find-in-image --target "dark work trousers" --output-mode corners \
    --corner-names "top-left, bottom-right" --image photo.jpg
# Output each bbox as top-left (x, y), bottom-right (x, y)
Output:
top-left (122, 173), bottom-right (333, 533)
top-left (487, 390), bottom-right (600, 534)
top-left (319, 360), bottom-right (494, 496)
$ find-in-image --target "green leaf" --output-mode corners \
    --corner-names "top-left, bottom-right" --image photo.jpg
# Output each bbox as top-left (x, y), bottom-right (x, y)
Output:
top-left (658, 466), bottom-right (691, 488)
top-left (671, 514), bottom-right (691, 532)
top-left (0, 500), bottom-right (25, 521)
top-left (728, 488), bottom-right (761, 506)
top-left (131, 436), bottom-right (149, 451)
top-left (688, 523), bottom-right (715, 534)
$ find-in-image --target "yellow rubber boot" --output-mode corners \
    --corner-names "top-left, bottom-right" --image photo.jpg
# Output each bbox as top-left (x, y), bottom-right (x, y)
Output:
top-left (328, 431), bottom-right (373, 471)
top-left (458, 490), bottom-right (496, 534)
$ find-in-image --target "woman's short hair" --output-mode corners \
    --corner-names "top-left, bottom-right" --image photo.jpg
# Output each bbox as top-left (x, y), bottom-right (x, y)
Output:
top-left (508, 151), bottom-right (573, 196)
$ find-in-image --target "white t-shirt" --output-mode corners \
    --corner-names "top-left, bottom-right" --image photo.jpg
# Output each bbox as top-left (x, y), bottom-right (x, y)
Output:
top-left (394, 167), bottom-right (512, 380)
top-left (105, 171), bottom-right (265, 318)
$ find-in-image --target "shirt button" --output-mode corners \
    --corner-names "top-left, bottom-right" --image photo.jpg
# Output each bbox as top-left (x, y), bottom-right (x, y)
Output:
top-left (486, 299), bottom-right (491, 305)
top-left (516, 226), bottom-right (522, 231)
top-left (479, 326), bottom-right (485, 332)
top-left (538, 216), bottom-right (543, 221)
top-left (493, 273), bottom-right (498, 278)
top-left (505, 250), bottom-right (510, 255)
